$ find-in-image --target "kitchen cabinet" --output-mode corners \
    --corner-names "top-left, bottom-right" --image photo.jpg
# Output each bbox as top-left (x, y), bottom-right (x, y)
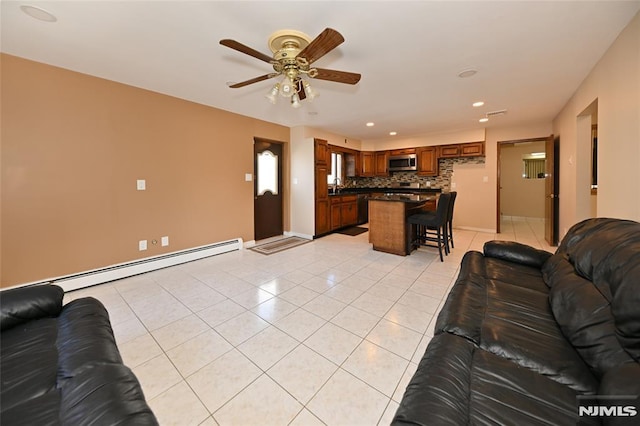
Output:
top-left (461, 141), bottom-right (484, 156)
top-left (361, 151), bottom-right (375, 176)
top-left (439, 144), bottom-right (460, 158)
top-left (416, 146), bottom-right (438, 176)
top-left (330, 195), bottom-right (358, 230)
top-left (314, 139), bottom-right (329, 164)
top-left (315, 164), bottom-right (330, 235)
top-left (314, 139), bottom-right (331, 236)
top-left (375, 151), bottom-right (389, 176)
top-left (439, 141), bottom-right (485, 158)
top-left (389, 148), bottom-right (416, 156)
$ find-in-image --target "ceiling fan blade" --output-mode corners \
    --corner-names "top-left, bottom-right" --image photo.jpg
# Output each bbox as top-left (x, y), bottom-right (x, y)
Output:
top-left (220, 39), bottom-right (273, 63)
top-left (296, 79), bottom-right (307, 100)
top-left (297, 28), bottom-right (344, 64)
top-left (313, 68), bottom-right (361, 85)
top-left (228, 73), bottom-right (277, 88)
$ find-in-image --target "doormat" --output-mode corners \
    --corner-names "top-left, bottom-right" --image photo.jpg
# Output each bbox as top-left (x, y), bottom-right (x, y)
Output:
top-left (250, 237), bottom-right (311, 255)
top-left (336, 226), bottom-right (369, 236)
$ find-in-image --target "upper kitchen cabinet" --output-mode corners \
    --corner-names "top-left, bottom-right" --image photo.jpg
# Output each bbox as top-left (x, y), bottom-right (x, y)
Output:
top-left (439, 141), bottom-right (485, 158)
top-left (361, 151), bottom-right (375, 177)
top-left (314, 139), bottom-right (330, 165)
top-left (389, 148), bottom-right (416, 156)
top-left (460, 141), bottom-right (485, 157)
top-left (375, 151), bottom-right (389, 176)
top-left (416, 146), bottom-right (438, 176)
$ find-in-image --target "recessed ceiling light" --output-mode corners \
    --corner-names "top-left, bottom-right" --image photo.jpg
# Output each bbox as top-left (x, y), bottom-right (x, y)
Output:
top-left (457, 68), bottom-right (477, 78)
top-left (20, 5), bottom-right (57, 22)
top-left (479, 118), bottom-right (489, 123)
top-left (366, 122), bottom-right (375, 127)
top-left (472, 101), bottom-right (485, 107)
top-left (389, 132), bottom-right (397, 136)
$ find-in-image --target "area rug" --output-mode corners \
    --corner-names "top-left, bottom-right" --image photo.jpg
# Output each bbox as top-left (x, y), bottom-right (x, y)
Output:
top-left (250, 237), bottom-right (310, 255)
top-left (336, 226), bottom-right (369, 236)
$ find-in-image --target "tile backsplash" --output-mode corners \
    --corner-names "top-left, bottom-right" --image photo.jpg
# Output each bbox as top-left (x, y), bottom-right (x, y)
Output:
top-left (345, 156), bottom-right (485, 191)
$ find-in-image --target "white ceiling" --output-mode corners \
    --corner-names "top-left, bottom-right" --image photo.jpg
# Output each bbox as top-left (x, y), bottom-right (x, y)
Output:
top-left (2, 1), bottom-right (639, 141)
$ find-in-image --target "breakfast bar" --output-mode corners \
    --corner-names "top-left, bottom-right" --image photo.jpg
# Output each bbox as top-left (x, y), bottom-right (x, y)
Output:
top-left (368, 193), bottom-right (437, 256)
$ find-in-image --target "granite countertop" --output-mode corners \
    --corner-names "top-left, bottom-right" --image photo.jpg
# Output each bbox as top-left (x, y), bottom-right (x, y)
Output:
top-left (329, 187), bottom-right (441, 196)
top-left (367, 193), bottom-right (437, 203)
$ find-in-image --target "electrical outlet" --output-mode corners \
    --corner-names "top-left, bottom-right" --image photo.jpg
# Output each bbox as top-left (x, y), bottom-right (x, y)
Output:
top-left (161, 236), bottom-right (169, 247)
top-left (137, 179), bottom-right (146, 190)
top-left (139, 240), bottom-right (147, 251)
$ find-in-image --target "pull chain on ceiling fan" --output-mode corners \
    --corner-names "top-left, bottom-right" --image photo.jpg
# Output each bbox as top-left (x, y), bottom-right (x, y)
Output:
top-left (220, 28), bottom-right (361, 108)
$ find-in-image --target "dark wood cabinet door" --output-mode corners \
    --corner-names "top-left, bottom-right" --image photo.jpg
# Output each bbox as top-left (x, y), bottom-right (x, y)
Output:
top-left (439, 144), bottom-right (460, 158)
top-left (342, 202), bottom-right (358, 226)
top-left (330, 202), bottom-right (342, 230)
top-left (417, 147), bottom-right (438, 176)
top-left (314, 139), bottom-right (328, 165)
top-left (374, 151), bottom-right (388, 176)
top-left (461, 141), bottom-right (484, 156)
top-left (361, 152), bottom-right (375, 176)
top-left (315, 200), bottom-right (330, 235)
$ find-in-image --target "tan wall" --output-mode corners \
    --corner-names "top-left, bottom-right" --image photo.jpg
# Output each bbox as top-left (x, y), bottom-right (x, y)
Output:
top-left (553, 11), bottom-right (640, 235)
top-left (1, 54), bottom-right (290, 287)
top-left (500, 142), bottom-right (546, 218)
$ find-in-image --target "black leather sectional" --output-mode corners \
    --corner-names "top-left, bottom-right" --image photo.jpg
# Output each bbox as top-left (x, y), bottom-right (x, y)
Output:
top-left (393, 218), bottom-right (640, 425)
top-left (1, 284), bottom-right (157, 425)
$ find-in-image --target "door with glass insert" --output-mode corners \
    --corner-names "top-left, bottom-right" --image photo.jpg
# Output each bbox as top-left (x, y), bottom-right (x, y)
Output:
top-left (254, 138), bottom-right (283, 241)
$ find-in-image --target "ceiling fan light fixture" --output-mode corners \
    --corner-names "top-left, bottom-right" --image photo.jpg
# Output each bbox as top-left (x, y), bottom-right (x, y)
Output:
top-left (265, 83), bottom-right (280, 104)
top-left (279, 76), bottom-right (296, 97)
top-left (291, 92), bottom-right (302, 108)
top-left (302, 80), bottom-right (318, 100)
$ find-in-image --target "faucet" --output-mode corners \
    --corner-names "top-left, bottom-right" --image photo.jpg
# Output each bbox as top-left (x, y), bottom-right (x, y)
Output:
top-left (333, 177), bottom-right (342, 193)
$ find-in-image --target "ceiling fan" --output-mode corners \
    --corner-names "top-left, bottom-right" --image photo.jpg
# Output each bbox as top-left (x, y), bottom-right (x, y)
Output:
top-left (220, 28), bottom-right (361, 107)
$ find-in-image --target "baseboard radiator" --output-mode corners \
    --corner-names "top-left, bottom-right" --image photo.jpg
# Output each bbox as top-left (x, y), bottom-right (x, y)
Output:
top-left (48, 238), bottom-right (243, 292)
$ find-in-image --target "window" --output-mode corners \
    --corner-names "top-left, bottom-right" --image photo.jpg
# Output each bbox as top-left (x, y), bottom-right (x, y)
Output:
top-left (522, 157), bottom-right (545, 179)
top-left (257, 150), bottom-right (278, 195)
top-left (327, 152), bottom-right (343, 185)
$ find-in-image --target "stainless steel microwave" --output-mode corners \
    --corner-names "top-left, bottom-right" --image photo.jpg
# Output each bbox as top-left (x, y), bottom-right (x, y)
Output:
top-left (388, 154), bottom-right (417, 172)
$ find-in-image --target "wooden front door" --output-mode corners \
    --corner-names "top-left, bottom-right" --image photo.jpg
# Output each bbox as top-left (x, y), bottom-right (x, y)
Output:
top-left (254, 138), bottom-right (283, 241)
top-left (544, 135), bottom-right (560, 246)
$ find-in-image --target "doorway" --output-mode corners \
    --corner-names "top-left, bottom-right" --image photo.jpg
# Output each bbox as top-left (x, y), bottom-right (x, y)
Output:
top-left (254, 138), bottom-right (284, 241)
top-left (497, 136), bottom-right (558, 245)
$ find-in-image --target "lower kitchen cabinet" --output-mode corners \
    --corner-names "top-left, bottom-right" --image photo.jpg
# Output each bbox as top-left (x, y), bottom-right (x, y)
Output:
top-left (330, 195), bottom-right (358, 230)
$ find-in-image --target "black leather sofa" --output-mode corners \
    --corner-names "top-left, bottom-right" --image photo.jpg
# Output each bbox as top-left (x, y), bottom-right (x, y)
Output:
top-left (1, 284), bottom-right (158, 425)
top-left (393, 218), bottom-right (640, 425)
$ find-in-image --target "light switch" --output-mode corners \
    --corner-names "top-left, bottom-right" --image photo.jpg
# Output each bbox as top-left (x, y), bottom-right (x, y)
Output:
top-left (139, 240), bottom-right (147, 251)
top-left (245, 173), bottom-right (253, 182)
top-left (161, 236), bottom-right (169, 247)
top-left (137, 179), bottom-right (146, 190)
top-left (483, 176), bottom-right (489, 183)
top-left (293, 178), bottom-right (299, 185)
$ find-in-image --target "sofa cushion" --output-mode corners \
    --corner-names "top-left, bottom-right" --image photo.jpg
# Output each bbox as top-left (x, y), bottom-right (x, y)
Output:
top-left (1, 285), bottom-right (64, 331)
top-left (436, 251), bottom-right (598, 393)
top-left (549, 218), bottom-right (640, 363)
top-left (393, 333), bottom-right (599, 426)
top-left (543, 253), bottom-right (634, 379)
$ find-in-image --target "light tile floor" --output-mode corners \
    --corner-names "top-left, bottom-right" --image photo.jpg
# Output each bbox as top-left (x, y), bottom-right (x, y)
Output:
top-left (65, 217), bottom-right (554, 426)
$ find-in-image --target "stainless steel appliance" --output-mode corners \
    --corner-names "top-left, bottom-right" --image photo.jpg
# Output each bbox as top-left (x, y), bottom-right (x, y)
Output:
top-left (388, 154), bottom-right (417, 172)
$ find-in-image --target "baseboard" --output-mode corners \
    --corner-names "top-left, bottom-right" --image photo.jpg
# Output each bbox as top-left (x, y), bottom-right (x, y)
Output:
top-left (2, 238), bottom-right (243, 293)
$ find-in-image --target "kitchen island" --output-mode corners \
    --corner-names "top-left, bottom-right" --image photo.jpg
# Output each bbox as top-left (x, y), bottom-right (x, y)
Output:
top-left (368, 193), bottom-right (437, 256)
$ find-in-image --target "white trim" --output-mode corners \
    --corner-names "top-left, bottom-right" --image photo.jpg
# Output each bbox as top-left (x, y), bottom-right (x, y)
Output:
top-left (2, 239), bottom-right (243, 293)
top-left (284, 230), bottom-right (313, 240)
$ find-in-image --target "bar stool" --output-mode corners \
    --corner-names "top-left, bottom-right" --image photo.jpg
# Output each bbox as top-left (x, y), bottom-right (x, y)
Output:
top-left (445, 191), bottom-right (457, 253)
top-left (408, 192), bottom-right (451, 262)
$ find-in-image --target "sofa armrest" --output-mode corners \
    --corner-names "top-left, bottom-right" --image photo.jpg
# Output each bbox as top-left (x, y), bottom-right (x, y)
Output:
top-left (1, 285), bottom-right (64, 331)
top-left (483, 241), bottom-right (552, 268)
